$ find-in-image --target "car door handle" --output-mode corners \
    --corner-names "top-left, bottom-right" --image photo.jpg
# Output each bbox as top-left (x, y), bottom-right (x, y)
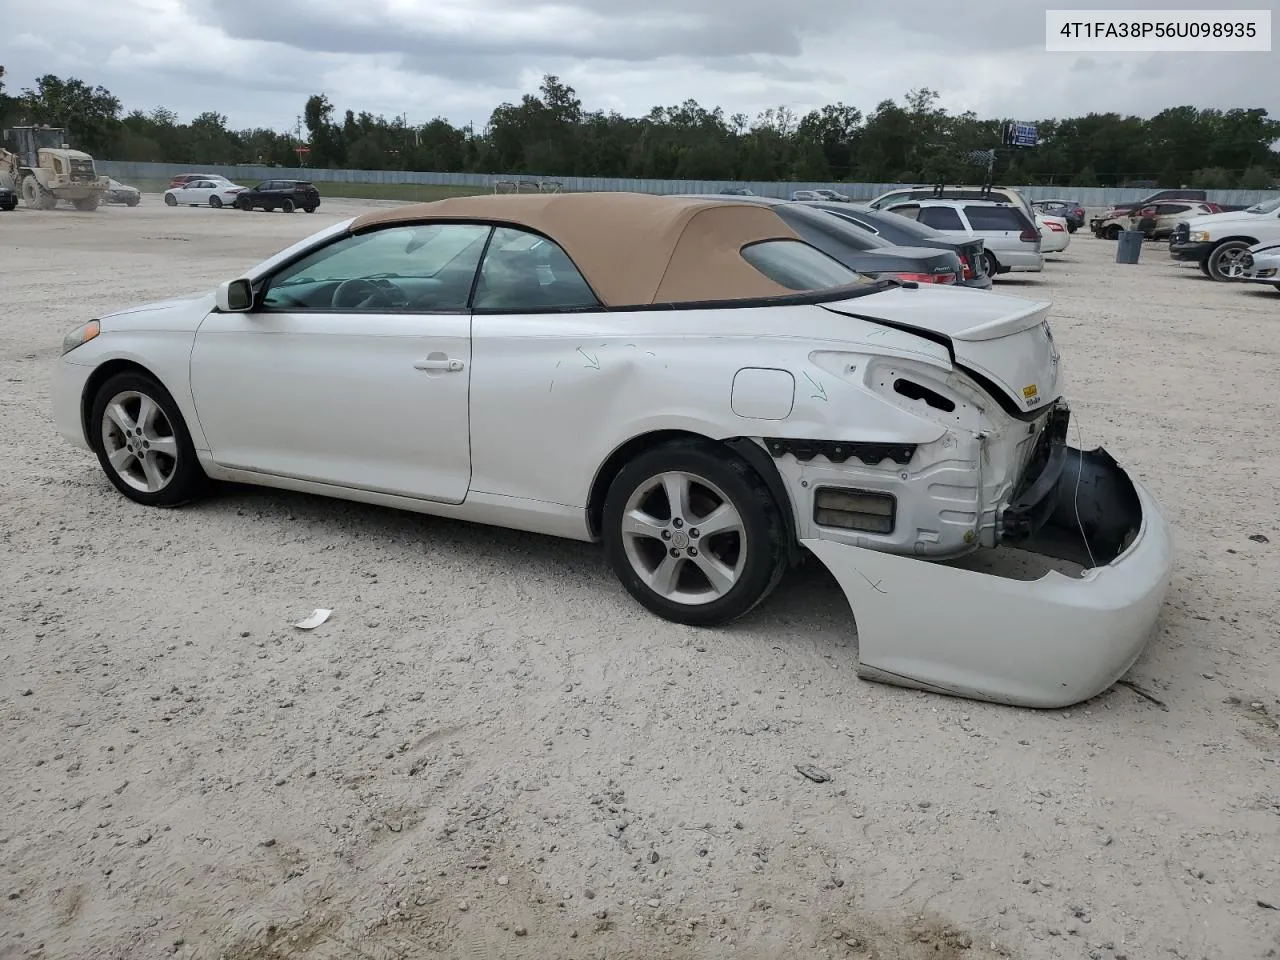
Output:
top-left (413, 357), bottom-right (465, 372)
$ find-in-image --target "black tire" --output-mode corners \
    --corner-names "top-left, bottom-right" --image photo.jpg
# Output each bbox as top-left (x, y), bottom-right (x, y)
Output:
top-left (1198, 256), bottom-right (1212, 277)
top-left (210, 195), bottom-right (223, 209)
top-left (1103, 225), bottom-right (1122, 240)
top-left (89, 371), bottom-right (208, 507)
top-left (281, 198), bottom-right (295, 213)
top-left (601, 439), bottom-right (788, 627)
top-left (983, 250), bottom-right (1000, 278)
top-left (238, 196), bottom-right (253, 211)
top-left (1206, 240), bottom-right (1251, 282)
top-left (164, 193), bottom-right (177, 206)
top-left (125, 196), bottom-right (139, 207)
top-left (303, 205), bottom-right (316, 213)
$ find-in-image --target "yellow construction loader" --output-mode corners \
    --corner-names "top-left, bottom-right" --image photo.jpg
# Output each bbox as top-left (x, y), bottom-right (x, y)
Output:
top-left (0, 125), bottom-right (110, 211)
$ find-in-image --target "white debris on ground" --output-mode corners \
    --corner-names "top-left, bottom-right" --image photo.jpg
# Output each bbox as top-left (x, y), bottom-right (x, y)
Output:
top-left (1, 198), bottom-right (1278, 960)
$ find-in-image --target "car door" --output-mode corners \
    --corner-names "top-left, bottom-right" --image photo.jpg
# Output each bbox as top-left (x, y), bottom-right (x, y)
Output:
top-left (466, 225), bottom-right (607, 505)
top-left (185, 180), bottom-right (215, 204)
top-left (189, 220), bottom-right (493, 503)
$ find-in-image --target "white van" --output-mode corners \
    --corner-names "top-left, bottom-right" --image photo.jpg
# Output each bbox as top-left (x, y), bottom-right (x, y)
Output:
top-left (885, 199), bottom-right (1044, 277)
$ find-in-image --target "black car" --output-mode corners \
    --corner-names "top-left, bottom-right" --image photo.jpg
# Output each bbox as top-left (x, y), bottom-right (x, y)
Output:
top-left (799, 201), bottom-right (993, 289)
top-left (236, 179), bottom-right (321, 213)
top-left (0, 186), bottom-right (17, 211)
top-left (690, 195), bottom-right (966, 285)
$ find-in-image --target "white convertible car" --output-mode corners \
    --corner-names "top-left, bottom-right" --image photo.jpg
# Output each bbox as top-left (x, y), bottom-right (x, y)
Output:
top-left (1234, 239), bottom-right (1280, 291)
top-left (54, 193), bottom-right (1174, 708)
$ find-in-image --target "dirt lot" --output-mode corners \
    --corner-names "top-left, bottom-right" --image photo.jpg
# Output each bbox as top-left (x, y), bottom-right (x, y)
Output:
top-left (2, 196), bottom-right (1278, 960)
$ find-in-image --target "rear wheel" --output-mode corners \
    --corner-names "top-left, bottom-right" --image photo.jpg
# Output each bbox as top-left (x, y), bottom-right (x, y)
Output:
top-left (1103, 224), bottom-right (1122, 240)
top-left (89, 371), bottom-right (208, 507)
top-left (602, 439), bottom-right (788, 627)
top-left (983, 250), bottom-right (1000, 278)
top-left (303, 205), bottom-right (316, 213)
top-left (281, 198), bottom-right (295, 213)
top-left (209, 195), bottom-right (223, 209)
top-left (73, 195), bottom-right (100, 211)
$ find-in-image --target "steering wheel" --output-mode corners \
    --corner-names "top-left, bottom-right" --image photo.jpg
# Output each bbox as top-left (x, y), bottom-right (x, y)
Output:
top-left (330, 278), bottom-right (396, 309)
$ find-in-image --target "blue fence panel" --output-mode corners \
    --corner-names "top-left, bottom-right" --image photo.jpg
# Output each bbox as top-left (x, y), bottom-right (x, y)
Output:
top-left (96, 160), bottom-right (1279, 209)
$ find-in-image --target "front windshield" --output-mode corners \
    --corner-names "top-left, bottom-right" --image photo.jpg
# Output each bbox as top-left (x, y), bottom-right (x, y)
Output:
top-left (1244, 197), bottom-right (1280, 214)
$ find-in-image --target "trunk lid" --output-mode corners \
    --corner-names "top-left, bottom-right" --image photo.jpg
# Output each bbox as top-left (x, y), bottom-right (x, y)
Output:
top-left (820, 285), bottom-right (1062, 416)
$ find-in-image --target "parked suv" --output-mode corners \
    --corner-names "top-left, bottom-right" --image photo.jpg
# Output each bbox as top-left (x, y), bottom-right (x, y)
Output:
top-left (1093, 201), bottom-right (1216, 240)
top-left (236, 179), bottom-right (322, 213)
top-left (885, 199), bottom-right (1043, 277)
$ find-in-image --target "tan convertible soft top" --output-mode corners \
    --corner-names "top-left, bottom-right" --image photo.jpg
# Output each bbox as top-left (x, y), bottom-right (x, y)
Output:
top-left (347, 192), bottom-right (803, 306)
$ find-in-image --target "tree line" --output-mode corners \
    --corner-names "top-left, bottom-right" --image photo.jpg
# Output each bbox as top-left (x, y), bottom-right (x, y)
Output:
top-left (2, 69), bottom-right (1278, 188)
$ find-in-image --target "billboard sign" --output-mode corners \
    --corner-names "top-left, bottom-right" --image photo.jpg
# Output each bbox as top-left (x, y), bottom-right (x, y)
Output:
top-left (1003, 121), bottom-right (1038, 147)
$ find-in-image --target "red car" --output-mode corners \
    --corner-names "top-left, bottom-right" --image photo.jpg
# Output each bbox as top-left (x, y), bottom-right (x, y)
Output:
top-left (168, 173), bottom-right (223, 188)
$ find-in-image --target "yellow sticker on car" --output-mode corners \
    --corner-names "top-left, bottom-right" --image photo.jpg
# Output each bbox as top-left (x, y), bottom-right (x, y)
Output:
top-left (1022, 384), bottom-right (1039, 399)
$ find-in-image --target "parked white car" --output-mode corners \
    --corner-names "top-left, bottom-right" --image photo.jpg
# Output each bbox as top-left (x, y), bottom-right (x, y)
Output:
top-left (1169, 196), bottom-right (1280, 280)
top-left (886, 199), bottom-right (1044, 277)
top-left (1036, 213), bottom-right (1071, 253)
top-left (163, 178), bottom-right (246, 209)
top-left (1235, 239), bottom-right (1280, 291)
top-left (52, 193), bottom-right (1173, 708)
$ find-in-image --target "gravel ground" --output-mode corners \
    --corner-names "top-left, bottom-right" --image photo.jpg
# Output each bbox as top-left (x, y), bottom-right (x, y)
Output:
top-left (1, 197), bottom-right (1278, 960)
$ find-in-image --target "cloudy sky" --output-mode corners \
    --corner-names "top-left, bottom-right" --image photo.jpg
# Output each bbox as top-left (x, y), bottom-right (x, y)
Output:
top-left (5, 0), bottom-right (1277, 133)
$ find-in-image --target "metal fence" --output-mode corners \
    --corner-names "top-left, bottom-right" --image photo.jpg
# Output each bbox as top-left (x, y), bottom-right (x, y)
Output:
top-left (96, 159), bottom-right (1280, 208)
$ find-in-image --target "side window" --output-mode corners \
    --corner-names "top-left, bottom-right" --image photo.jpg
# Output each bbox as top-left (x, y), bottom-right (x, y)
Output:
top-left (963, 206), bottom-right (1022, 231)
top-left (887, 204), bottom-right (922, 221)
top-left (472, 226), bottom-right (600, 311)
top-left (740, 239), bottom-right (861, 290)
top-left (261, 222), bottom-right (492, 312)
top-left (917, 206), bottom-right (964, 230)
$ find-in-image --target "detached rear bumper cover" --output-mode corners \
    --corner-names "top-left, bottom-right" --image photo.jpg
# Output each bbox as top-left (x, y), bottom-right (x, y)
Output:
top-left (802, 449), bottom-right (1173, 709)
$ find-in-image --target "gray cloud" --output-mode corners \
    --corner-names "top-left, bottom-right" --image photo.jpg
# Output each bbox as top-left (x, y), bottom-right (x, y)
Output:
top-left (3, 0), bottom-right (1275, 134)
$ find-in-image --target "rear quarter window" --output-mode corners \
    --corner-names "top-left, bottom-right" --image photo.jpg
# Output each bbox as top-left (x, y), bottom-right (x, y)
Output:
top-left (917, 207), bottom-right (964, 230)
top-left (740, 239), bottom-right (862, 291)
top-left (963, 206), bottom-right (1025, 231)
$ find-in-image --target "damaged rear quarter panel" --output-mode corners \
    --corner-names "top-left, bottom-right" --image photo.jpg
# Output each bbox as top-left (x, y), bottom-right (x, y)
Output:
top-left (466, 304), bottom-right (958, 509)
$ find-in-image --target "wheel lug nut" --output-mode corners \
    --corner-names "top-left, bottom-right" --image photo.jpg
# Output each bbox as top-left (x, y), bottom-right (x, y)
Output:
top-left (672, 518), bottom-right (683, 528)
top-left (661, 529), bottom-right (671, 540)
top-left (689, 528), bottom-right (699, 538)
top-left (688, 547), bottom-right (698, 557)
top-left (669, 548), bottom-right (680, 558)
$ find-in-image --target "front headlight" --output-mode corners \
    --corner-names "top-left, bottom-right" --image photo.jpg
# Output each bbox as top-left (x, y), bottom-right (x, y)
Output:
top-left (62, 320), bottom-right (100, 355)
top-left (1188, 230), bottom-right (1211, 242)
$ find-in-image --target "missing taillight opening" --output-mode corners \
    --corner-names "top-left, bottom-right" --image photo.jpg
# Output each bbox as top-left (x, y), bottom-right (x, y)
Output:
top-left (813, 487), bottom-right (896, 535)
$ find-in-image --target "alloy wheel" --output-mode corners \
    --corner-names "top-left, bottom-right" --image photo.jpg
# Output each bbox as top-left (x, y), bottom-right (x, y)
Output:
top-left (100, 390), bottom-right (180, 493)
top-left (619, 470), bottom-right (747, 605)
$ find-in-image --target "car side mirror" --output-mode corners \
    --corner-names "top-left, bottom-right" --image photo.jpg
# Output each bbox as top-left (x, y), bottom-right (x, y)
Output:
top-left (216, 278), bottom-right (253, 312)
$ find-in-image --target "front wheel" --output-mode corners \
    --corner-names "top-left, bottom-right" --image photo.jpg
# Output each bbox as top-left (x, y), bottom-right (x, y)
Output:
top-left (1103, 225), bottom-right (1122, 240)
top-left (89, 371), bottom-right (207, 507)
top-left (1206, 240), bottom-right (1251, 281)
top-left (164, 193), bottom-right (178, 206)
top-left (125, 196), bottom-right (139, 207)
top-left (602, 439), bottom-right (787, 627)
top-left (210, 195), bottom-right (223, 209)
